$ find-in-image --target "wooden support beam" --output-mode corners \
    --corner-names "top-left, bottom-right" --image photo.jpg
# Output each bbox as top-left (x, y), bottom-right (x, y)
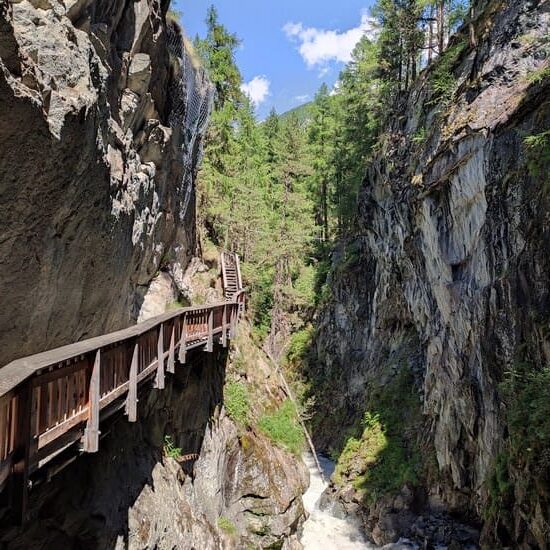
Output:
top-left (206, 309), bottom-right (214, 353)
top-left (154, 325), bottom-right (165, 389)
top-left (221, 305), bottom-right (228, 348)
top-left (126, 342), bottom-right (138, 422)
top-left (178, 314), bottom-right (187, 364)
top-left (83, 350), bottom-right (100, 453)
top-left (10, 381), bottom-right (32, 524)
top-left (167, 326), bottom-right (175, 374)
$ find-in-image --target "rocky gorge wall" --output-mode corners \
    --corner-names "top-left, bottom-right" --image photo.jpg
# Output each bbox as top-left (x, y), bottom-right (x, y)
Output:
top-left (0, 0), bottom-right (211, 364)
top-left (311, 0), bottom-right (549, 547)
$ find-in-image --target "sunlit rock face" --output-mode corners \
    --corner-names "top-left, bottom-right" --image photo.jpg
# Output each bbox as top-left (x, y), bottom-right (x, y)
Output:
top-left (313, 0), bottom-right (549, 546)
top-left (0, 0), bottom-right (211, 364)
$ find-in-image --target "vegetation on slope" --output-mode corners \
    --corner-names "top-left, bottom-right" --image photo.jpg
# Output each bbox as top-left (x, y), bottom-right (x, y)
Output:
top-left (191, 1), bottom-right (550, 524)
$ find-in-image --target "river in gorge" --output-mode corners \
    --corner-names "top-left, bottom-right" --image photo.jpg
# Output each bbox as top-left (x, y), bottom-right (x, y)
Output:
top-left (299, 453), bottom-right (376, 549)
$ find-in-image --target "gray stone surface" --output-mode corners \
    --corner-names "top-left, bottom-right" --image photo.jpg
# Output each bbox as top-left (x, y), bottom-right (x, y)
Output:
top-left (0, 0), bottom-right (208, 365)
top-left (313, 1), bottom-right (549, 547)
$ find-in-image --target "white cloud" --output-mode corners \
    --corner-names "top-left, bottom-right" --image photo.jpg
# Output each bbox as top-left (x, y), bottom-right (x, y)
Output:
top-left (283, 11), bottom-right (376, 70)
top-left (330, 81), bottom-right (341, 96)
top-left (241, 75), bottom-right (270, 107)
top-left (294, 94), bottom-right (311, 103)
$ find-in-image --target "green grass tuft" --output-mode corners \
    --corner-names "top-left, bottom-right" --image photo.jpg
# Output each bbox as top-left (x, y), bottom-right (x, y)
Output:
top-left (163, 435), bottom-right (183, 460)
top-left (523, 129), bottom-right (550, 191)
top-left (259, 400), bottom-right (305, 455)
top-left (224, 381), bottom-right (250, 426)
top-left (217, 516), bottom-right (237, 536)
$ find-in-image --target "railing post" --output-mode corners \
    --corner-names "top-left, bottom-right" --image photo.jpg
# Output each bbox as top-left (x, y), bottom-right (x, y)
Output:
top-left (235, 253), bottom-right (243, 290)
top-left (126, 342), bottom-right (138, 422)
top-left (178, 314), bottom-right (187, 364)
top-left (10, 381), bottom-right (32, 524)
top-left (221, 304), bottom-right (228, 348)
top-left (206, 309), bottom-right (214, 352)
top-left (167, 325), bottom-right (175, 374)
top-left (155, 325), bottom-right (165, 390)
top-left (83, 350), bottom-right (101, 453)
top-left (229, 305), bottom-right (237, 340)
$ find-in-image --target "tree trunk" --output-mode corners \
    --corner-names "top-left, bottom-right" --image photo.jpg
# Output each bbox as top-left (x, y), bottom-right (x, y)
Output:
top-left (322, 179), bottom-right (328, 242)
top-left (428, 4), bottom-right (434, 63)
top-left (437, 0), bottom-right (445, 55)
top-left (469, 3), bottom-right (477, 48)
top-left (267, 174), bottom-right (293, 361)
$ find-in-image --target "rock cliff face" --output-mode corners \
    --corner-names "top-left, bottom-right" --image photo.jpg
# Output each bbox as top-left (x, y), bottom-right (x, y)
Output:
top-left (312, 0), bottom-right (549, 547)
top-left (0, 0), bottom-right (212, 364)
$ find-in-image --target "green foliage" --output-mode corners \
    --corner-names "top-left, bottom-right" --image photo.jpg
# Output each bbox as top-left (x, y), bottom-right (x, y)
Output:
top-left (259, 400), bottom-right (305, 455)
top-left (500, 362), bottom-right (550, 465)
top-left (485, 361), bottom-right (550, 519)
top-left (285, 325), bottom-right (315, 367)
top-left (486, 452), bottom-right (513, 520)
top-left (163, 435), bottom-right (183, 460)
top-left (412, 127), bottom-right (427, 144)
top-left (333, 367), bottom-right (422, 501)
top-left (523, 130), bottom-right (550, 190)
top-left (482, 360), bottom-right (550, 523)
top-left (526, 65), bottom-right (550, 84)
top-left (292, 264), bottom-right (316, 307)
top-left (428, 40), bottom-right (467, 106)
top-left (217, 516), bottom-right (237, 536)
top-left (194, 6), bottom-right (242, 110)
top-left (224, 381), bottom-right (250, 426)
top-left (279, 102), bottom-right (314, 124)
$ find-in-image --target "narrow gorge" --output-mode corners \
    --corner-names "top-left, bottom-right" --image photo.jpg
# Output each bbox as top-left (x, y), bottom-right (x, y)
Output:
top-left (0, 0), bottom-right (548, 549)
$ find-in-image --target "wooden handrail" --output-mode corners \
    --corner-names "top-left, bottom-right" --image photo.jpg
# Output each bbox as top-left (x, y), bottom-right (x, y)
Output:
top-left (0, 252), bottom-right (246, 522)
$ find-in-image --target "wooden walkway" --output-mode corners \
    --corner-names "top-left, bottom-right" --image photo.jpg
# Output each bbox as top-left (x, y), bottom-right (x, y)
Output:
top-left (0, 252), bottom-right (245, 521)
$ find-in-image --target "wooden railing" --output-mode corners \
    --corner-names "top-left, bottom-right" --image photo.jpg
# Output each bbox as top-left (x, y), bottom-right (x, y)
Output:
top-left (0, 256), bottom-right (246, 521)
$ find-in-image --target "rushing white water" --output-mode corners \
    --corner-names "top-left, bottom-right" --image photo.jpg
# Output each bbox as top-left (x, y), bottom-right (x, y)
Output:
top-left (300, 453), bottom-right (377, 549)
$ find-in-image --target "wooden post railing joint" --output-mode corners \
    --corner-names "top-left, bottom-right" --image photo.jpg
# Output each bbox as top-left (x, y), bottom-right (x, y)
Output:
top-left (167, 326), bottom-right (175, 374)
top-left (178, 314), bottom-right (187, 364)
top-left (83, 350), bottom-right (101, 453)
top-left (206, 309), bottom-right (214, 352)
top-left (126, 342), bottom-right (138, 422)
top-left (155, 324), bottom-right (165, 390)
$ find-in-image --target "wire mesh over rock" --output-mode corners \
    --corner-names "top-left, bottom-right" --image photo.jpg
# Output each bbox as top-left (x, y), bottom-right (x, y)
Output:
top-left (167, 23), bottom-right (214, 222)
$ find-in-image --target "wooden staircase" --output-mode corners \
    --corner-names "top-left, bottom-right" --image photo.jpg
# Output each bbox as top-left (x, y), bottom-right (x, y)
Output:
top-left (220, 251), bottom-right (243, 300)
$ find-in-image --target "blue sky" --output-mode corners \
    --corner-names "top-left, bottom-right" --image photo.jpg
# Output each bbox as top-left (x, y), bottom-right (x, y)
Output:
top-left (173, 1), bottom-right (376, 119)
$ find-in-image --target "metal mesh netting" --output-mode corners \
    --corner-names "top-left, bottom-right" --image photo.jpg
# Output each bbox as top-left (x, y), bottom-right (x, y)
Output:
top-left (167, 25), bottom-right (214, 221)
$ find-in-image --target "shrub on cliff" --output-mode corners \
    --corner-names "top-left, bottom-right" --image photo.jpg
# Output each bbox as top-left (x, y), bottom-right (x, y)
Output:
top-left (224, 381), bottom-right (250, 426)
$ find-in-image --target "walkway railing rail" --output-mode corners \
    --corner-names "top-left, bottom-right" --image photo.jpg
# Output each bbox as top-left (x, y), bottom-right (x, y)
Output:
top-left (0, 252), bottom-right (246, 521)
